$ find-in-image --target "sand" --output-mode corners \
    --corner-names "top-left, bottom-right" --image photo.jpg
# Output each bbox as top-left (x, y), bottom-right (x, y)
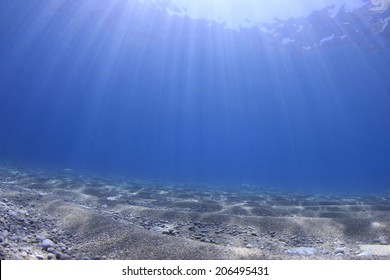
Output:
top-left (0, 165), bottom-right (389, 260)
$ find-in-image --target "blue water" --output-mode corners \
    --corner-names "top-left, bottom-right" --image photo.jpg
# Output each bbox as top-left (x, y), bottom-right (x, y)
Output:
top-left (1, 0), bottom-right (390, 194)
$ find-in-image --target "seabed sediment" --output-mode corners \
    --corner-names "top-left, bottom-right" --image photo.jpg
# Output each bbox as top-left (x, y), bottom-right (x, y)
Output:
top-left (1, 165), bottom-right (389, 260)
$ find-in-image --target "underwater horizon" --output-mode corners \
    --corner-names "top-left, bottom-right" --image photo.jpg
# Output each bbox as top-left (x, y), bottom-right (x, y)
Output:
top-left (1, 0), bottom-right (390, 195)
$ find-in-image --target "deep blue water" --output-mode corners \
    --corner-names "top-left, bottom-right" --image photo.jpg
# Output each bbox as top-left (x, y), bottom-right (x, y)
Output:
top-left (1, 0), bottom-right (390, 194)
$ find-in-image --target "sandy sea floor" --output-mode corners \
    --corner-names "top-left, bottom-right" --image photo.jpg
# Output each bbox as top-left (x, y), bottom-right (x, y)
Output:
top-left (1, 165), bottom-right (390, 260)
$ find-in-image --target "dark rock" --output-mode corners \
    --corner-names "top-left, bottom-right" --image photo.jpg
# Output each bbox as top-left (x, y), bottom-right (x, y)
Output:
top-left (55, 251), bottom-right (62, 259)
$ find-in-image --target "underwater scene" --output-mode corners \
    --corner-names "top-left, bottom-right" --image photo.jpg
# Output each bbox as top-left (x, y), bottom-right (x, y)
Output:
top-left (0, 0), bottom-right (390, 260)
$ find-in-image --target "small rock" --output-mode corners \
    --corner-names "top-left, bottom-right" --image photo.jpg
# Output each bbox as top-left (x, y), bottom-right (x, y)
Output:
top-left (9, 235), bottom-right (20, 242)
top-left (3, 198), bottom-right (8, 203)
top-left (55, 251), bottom-right (62, 259)
top-left (36, 255), bottom-right (45, 260)
top-left (47, 247), bottom-right (55, 253)
top-left (36, 235), bottom-right (45, 242)
top-left (21, 251), bottom-right (28, 257)
top-left (18, 210), bottom-right (28, 216)
top-left (246, 243), bottom-right (254, 248)
top-left (41, 239), bottom-right (55, 249)
top-left (1, 241), bottom-right (10, 247)
top-left (334, 248), bottom-right (345, 255)
top-left (58, 253), bottom-right (71, 260)
top-left (162, 228), bottom-right (175, 235)
top-left (149, 226), bottom-right (164, 233)
top-left (47, 253), bottom-right (56, 260)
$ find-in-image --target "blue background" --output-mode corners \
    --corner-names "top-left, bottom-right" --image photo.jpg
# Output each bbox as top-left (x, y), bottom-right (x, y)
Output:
top-left (1, 0), bottom-right (390, 194)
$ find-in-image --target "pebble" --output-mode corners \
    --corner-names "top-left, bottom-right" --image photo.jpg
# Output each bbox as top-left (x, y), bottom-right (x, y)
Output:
top-left (9, 235), bottom-right (20, 242)
top-left (162, 228), bottom-right (175, 235)
top-left (42, 239), bottom-right (55, 249)
top-left (246, 243), bottom-right (254, 248)
top-left (47, 247), bottom-right (55, 253)
top-left (36, 235), bottom-right (45, 242)
top-left (18, 210), bottom-right (29, 216)
top-left (36, 254), bottom-right (45, 260)
top-left (286, 247), bottom-right (317, 256)
top-left (47, 253), bottom-right (56, 260)
top-left (334, 248), bottom-right (345, 255)
top-left (149, 226), bottom-right (164, 233)
top-left (58, 253), bottom-right (71, 260)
